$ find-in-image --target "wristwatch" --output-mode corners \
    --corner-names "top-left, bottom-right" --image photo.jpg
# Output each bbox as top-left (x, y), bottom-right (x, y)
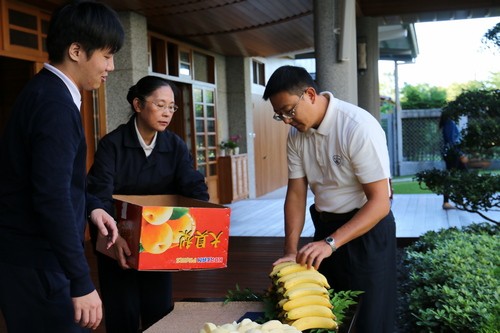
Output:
top-left (324, 236), bottom-right (337, 253)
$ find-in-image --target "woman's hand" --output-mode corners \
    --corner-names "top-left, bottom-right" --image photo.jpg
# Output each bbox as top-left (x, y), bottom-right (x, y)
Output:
top-left (113, 236), bottom-right (132, 269)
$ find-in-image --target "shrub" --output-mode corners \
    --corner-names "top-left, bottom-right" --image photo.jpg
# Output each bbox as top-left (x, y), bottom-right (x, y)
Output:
top-left (441, 88), bottom-right (500, 160)
top-left (414, 169), bottom-right (500, 223)
top-left (402, 224), bottom-right (499, 332)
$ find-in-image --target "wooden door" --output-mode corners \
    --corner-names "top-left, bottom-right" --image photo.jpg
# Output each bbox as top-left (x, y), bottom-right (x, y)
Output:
top-left (252, 94), bottom-right (289, 197)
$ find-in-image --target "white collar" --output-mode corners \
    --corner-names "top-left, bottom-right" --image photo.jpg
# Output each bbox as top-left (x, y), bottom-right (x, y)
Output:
top-left (306, 91), bottom-right (336, 136)
top-left (134, 118), bottom-right (157, 156)
top-left (43, 63), bottom-right (82, 110)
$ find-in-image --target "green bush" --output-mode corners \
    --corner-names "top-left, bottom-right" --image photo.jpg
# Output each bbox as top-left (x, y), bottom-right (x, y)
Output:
top-left (414, 169), bottom-right (500, 223)
top-left (402, 223), bottom-right (500, 332)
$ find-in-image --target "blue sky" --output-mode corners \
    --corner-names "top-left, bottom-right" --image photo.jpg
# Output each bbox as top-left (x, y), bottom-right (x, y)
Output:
top-left (379, 16), bottom-right (500, 88)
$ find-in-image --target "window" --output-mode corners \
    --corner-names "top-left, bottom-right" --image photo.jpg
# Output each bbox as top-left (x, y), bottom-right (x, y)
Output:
top-left (193, 87), bottom-right (217, 177)
top-left (179, 48), bottom-right (191, 77)
top-left (193, 51), bottom-right (215, 84)
top-left (148, 33), bottom-right (215, 83)
top-left (1, 2), bottom-right (50, 61)
top-left (252, 60), bottom-right (265, 86)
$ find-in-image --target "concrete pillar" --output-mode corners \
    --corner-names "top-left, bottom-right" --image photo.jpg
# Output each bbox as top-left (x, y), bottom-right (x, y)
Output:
top-left (105, 11), bottom-right (149, 133)
top-left (357, 17), bottom-right (381, 119)
top-left (225, 57), bottom-right (256, 198)
top-left (314, 0), bottom-right (357, 104)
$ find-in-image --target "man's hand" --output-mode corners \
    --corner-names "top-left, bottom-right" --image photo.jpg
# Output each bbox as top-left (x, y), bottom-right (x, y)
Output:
top-left (89, 208), bottom-right (118, 248)
top-left (72, 290), bottom-right (102, 330)
top-left (113, 235), bottom-right (132, 269)
top-left (272, 253), bottom-right (297, 266)
top-left (296, 240), bottom-right (333, 270)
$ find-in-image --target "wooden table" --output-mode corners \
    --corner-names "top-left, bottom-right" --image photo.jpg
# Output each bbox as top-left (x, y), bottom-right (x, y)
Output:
top-left (144, 301), bottom-right (264, 333)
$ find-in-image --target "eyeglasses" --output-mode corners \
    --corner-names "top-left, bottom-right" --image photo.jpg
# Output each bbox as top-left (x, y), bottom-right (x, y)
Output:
top-left (146, 100), bottom-right (178, 113)
top-left (273, 92), bottom-right (304, 121)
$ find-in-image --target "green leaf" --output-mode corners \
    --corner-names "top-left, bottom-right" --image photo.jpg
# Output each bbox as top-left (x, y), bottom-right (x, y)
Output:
top-left (170, 207), bottom-right (189, 220)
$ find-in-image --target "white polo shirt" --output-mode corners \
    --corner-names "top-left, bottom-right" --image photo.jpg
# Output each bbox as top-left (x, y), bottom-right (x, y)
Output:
top-left (288, 92), bottom-right (391, 213)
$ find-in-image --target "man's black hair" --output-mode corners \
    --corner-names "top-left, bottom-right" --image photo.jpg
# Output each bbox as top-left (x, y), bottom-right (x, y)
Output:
top-left (263, 65), bottom-right (318, 100)
top-left (46, 0), bottom-right (125, 63)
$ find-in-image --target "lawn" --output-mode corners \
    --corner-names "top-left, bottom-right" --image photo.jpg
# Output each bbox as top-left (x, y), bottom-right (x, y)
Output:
top-left (392, 170), bottom-right (500, 194)
top-left (391, 169), bottom-right (499, 194)
top-left (391, 178), bottom-right (433, 194)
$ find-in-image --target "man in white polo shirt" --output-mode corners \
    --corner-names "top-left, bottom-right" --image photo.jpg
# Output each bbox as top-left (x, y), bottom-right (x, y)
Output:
top-left (263, 65), bottom-right (396, 333)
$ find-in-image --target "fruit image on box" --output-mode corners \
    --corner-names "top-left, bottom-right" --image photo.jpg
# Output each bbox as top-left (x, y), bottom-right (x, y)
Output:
top-left (97, 194), bottom-right (230, 271)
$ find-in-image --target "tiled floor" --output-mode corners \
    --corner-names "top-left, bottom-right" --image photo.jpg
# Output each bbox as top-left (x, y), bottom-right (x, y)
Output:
top-left (227, 187), bottom-right (498, 238)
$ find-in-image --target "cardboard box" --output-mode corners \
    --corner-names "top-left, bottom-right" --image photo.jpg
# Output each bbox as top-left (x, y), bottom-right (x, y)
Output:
top-left (97, 194), bottom-right (230, 271)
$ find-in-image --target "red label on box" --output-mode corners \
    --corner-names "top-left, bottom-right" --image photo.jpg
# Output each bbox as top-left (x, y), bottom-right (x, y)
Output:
top-left (97, 195), bottom-right (230, 271)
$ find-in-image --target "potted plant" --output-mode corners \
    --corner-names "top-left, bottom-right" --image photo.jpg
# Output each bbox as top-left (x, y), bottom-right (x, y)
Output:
top-left (223, 134), bottom-right (241, 155)
top-left (218, 142), bottom-right (226, 156)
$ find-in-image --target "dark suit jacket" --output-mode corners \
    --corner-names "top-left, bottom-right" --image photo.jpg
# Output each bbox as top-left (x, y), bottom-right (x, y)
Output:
top-left (87, 117), bottom-right (209, 238)
top-left (0, 68), bottom-right (96, 297)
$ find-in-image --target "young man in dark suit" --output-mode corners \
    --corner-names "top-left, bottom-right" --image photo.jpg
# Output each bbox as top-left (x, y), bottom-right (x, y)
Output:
top-left (0, 1), bottom-right (124, 332)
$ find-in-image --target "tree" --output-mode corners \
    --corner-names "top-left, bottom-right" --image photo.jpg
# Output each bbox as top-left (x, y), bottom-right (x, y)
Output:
top-left (415, 88), bottom-right (499, 224)
top-left (416, 22), bottom-right (500, 224)
top-left (482, 22), bottom-right (500, 52)
top-left (400, 83), bottom-right (447, 109)
top-left (446, 80), bottom-right (487, 101)
top-left (443, 89), bottom-right (500, 159)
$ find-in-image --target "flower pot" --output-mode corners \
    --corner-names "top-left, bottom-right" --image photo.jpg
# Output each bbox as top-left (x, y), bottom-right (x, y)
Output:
top-left (234, 147), bottom-right (240, 155)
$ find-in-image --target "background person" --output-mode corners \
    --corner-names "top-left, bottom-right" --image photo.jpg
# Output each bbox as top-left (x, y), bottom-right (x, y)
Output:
top-left (87, 75), bottom-right (209, 333)
top-left (263, 65), bottom-right (396, 333)
top-left (0, 1), bottom-right (124, 332)
top-left (439, 113), bottom-right (468, 210)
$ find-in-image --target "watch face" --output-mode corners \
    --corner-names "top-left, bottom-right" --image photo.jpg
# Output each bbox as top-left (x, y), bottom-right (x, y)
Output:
top-left (325, 237), bottom-right (336, 252)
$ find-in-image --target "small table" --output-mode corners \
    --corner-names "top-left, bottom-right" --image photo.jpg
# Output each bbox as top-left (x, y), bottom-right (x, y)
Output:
top-left (144, 301), bottom-right (264, 333)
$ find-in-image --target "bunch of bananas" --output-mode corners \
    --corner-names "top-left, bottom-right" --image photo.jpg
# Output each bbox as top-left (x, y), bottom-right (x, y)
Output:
top-left (269, 261), bottom-right (338, 332)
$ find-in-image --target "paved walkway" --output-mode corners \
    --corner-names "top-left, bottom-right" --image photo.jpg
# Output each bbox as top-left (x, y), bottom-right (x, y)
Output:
top-left (227, 187), bottom-right (498, 238)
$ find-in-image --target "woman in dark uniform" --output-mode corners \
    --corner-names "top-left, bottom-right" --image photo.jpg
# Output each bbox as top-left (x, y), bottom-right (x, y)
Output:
top-left (87, 75), bottom-right (209, 333)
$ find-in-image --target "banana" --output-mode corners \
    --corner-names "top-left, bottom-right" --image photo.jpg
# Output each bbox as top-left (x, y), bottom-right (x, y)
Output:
top-left (276, 269), bottom-right (325, 285)
top-left (283, 285), bottom-right (330, 300)
top-left (277, 298), bottom-right (288, 308)
top-left (276, 286), bottom-right (286, 295)
top-left (269, 261), bottom-right (297, 278)
top-left (282, 282), bottom-right (326, 293)
top-left (290, 316), bottom-right (338, 331)
top-left (281, 272), bottom-right (330, 290)
top-left (282, 295), bottom-right (333, 311)
top-left (275, 263), bottom-right (311, 278)
top-left (285, 304), bottom-right (335, 320)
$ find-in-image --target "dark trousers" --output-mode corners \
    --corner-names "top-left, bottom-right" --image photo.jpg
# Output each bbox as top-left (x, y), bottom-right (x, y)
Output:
top-left (0, 262), bottom-right (89, 333)
top-left (310, 205), bottom-right (397, 333)
top-left (443, 153), bottom-right (467, 203)
top-left (97, 254), bottom-right (173, 333)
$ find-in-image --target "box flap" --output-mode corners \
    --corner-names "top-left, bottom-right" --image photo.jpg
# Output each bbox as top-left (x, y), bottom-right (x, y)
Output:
top-left (112, 194), bottom-right (228, 209)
